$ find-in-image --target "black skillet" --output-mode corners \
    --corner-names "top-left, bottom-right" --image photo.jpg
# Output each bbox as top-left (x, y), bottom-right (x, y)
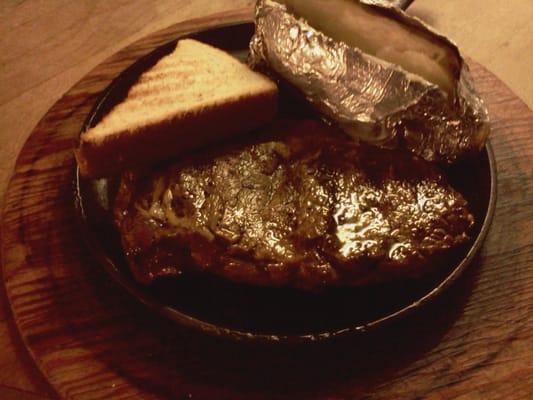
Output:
top-left (75, 22), bottom-right (496, 343)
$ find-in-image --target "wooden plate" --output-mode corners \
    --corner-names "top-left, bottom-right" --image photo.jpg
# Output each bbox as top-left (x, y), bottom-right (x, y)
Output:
top-left (2, 9), bottom-right (532, 400)
top-left (75, 22), bottom-right (496, 343)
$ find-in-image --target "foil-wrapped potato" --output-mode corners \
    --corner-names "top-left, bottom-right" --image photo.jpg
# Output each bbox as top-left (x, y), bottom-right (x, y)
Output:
top-left (249, 0), bottom-right (490, 163)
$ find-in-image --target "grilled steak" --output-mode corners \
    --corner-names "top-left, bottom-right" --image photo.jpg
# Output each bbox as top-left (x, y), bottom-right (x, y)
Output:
top-left (114, 120), bottom-right (474, 290)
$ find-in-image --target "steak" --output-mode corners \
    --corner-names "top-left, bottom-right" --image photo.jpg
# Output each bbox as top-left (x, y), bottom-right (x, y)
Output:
top-left (113, 120), bottom-right (474, 290)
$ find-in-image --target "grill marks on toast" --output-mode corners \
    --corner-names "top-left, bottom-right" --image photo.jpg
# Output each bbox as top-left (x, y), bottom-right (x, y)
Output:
top-left (76, 39), bottom-right (278, 177)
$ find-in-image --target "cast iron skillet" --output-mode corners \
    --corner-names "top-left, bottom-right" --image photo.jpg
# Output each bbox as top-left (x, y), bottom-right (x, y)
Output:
top-left (75, 23), bottom-right (497, 343)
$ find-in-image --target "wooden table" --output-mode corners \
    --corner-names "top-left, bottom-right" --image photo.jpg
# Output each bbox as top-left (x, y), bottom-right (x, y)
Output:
top-left (0, 1), bottom-right (531, 399)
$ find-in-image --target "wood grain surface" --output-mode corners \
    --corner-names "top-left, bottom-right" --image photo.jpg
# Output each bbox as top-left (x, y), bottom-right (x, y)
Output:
top-left (2, 8), bottom-right (533, 400)
top-left (1, 2), bottom-right (532, 400)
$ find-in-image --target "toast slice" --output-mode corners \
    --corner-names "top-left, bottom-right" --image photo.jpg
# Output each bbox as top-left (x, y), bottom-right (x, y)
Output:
top-left (76, 39), bottom-right (278, 178)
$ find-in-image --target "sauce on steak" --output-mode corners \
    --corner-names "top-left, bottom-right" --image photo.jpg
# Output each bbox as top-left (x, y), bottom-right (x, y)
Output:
top-left (114, 120), bottom-right (473, 290)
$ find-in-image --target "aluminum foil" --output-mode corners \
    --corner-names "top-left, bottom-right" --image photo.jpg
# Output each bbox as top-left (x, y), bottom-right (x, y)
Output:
top-left (249, 0), bottom-right (490, 163)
